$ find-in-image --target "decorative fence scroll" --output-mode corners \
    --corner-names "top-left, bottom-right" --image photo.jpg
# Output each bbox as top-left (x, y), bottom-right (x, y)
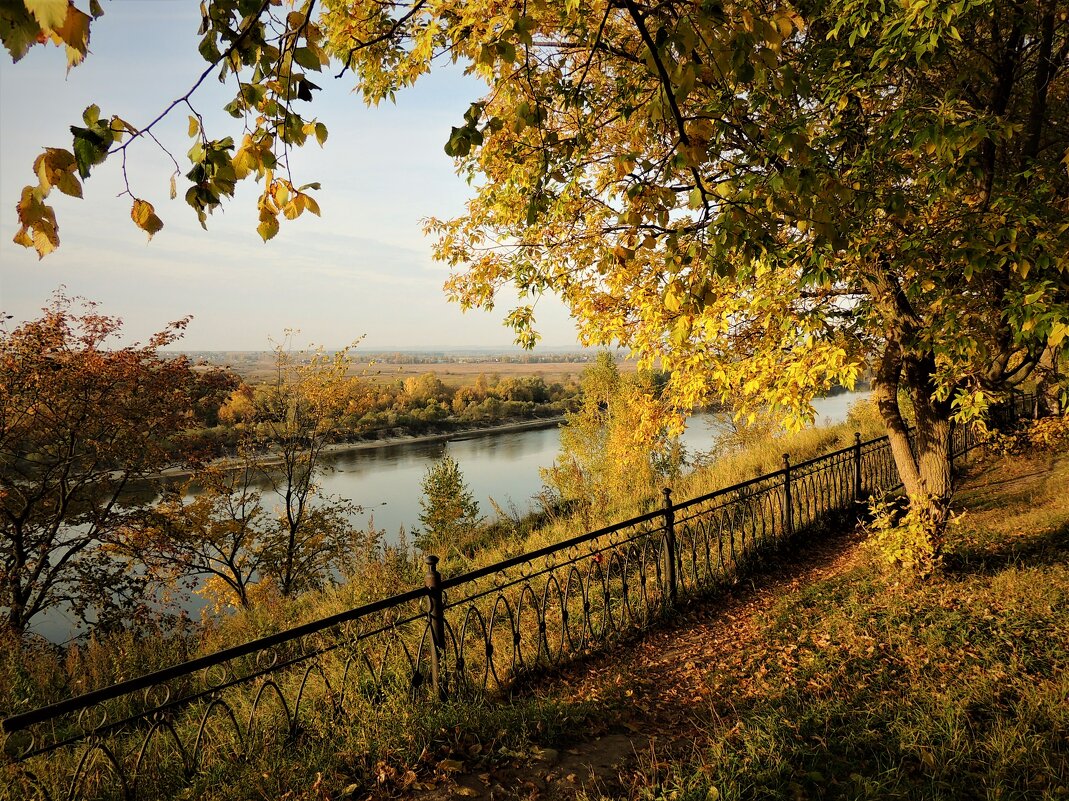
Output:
top-left (0, 393), bottom-right (1037, 800)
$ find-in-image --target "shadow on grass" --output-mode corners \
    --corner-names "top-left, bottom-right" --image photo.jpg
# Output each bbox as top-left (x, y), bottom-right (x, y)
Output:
top-left (944, 521), bottom-right (1069, 576)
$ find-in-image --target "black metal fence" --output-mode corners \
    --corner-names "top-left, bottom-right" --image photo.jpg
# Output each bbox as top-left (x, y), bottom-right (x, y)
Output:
top-left (0, 393), bottom-right (1039, 800)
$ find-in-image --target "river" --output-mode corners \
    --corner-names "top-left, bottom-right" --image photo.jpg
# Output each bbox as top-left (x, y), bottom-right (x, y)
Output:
top-left (31, 390), bottom-right (868, 641)
top-left (321, 389), bottom-right (869, 539)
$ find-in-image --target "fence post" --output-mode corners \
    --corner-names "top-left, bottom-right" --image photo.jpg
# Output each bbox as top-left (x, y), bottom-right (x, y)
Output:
top-left (424, 555), bottom-right (447, 701)
top-left (853, 432), bottom-right (863, 502)
top-left (663, 488), bottom-right (678, 606)
top-left (782, 453), bottom-right (794, 537)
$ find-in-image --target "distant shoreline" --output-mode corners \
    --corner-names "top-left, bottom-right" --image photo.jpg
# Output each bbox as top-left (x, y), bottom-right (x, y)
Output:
top-left (157, 416), bottom-right (566, 480)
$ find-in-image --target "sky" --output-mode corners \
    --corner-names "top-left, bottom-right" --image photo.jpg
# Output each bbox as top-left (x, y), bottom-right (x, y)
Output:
top-left (0, 1), bottom-right (581, 351)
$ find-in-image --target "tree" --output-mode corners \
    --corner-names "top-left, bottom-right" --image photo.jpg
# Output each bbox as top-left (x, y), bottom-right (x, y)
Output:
top-left (417, 455), bottom-right (482, 554)
top-left (7, 0), bottom-right (1068, 549)
top-left (0, 295), bottom-right (201, 634)
top-left (125, 461), bottom-right (268, 611)
top-left (542, 352), bottom-right (674, 525)
top-left (126, 338), bottom-right (366, 609)
top-left (248, 336), bottom-right (362, 597)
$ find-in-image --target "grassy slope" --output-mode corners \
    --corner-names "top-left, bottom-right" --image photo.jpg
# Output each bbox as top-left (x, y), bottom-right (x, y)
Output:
top-left (230, 447), bottom-right (1068, 801)
top-left (556, 450), bottom-right (1069, 801)
top-left (7, 435), bottom-right (1066, 801)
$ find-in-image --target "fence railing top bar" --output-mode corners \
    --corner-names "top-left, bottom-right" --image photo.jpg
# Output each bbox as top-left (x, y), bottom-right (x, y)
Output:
top-left (439, 506), bottom-right (666, 592)
top-left (444, 524), bottom-right (653, 607)
top-left (672, 467), bottom-right (787, 513)
top-left (790, 442), bottom-right (856, 472)
top-left (1, 584), bottom-right (429, 734)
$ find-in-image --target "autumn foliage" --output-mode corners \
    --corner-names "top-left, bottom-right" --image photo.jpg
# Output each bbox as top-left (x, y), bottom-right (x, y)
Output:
top-left (0, 294), bottom-right (203, 633)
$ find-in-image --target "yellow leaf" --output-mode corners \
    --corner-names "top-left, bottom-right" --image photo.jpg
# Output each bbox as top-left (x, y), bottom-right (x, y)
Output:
top-left (54, 170), bottom-right (82, 198)
top-left (257, 215), bottom-right (279, 242)
top-left (12, 226), bottom-right (33, 249)
top-left (188, 115), bottom-right (200, 137)
top-left (111, 116), bottom-right (138, 136)
top-left (56, 6), bottom-right (90, 69)
top-left (32, 226), bottom-right (58, 258)
top-left (130, 198), bottom-right (164, 240)
top-left (33, 153), bottom-right (53, 191)
top-left (25, 0), bottom-right (69, 30)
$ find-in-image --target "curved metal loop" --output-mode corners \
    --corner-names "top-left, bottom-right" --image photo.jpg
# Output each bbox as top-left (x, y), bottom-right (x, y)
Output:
top-left (201, 661), bottom-right (231, 693)
top-left (455, 606), bottom-right (490, 695)
top-left (513, 582), bottom-right (543, 670)
top-left (67, 740), bottom-right (129, 801)
top-left (132, 717), bottom-right (190, 797)
top-left (1, 726), bottom-right (37, 761)
top-left (538, 573), bottom-right (566, 666)
top-left (190, 697), bottom-right (245, 772)
top-left (254, 641), bottom-right (280, 671)
top-left (484, 593), bottom-right (518, 689)
top-left (142, 681), bottom-right (172, 714)
top-left (246, 678), bottom-right (293, 742)
top-left (75, 704), bottom-right (108, 737)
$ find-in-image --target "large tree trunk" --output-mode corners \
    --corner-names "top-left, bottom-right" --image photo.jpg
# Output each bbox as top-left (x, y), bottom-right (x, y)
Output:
top-left (873, 340), bottom-right (955, 550)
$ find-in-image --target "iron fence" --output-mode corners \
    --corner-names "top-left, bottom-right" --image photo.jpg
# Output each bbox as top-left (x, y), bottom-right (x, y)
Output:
top-left (0, 392), bottom-right (1037, 800)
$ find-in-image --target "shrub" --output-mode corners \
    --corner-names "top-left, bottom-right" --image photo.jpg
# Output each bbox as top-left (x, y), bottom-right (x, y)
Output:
top-left (863, 495), bottom-right (943, 577)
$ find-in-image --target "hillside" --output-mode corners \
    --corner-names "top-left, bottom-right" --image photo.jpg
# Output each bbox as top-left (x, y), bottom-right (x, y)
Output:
top-left (379, 449), bottom-right (1069, 800)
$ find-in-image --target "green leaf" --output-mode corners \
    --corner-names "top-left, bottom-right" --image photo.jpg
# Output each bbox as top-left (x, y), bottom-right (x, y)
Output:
top-left (0, 2), bottom-right (42, 62)
top-left (314, 122), bottom-right (328, 146)
top-left (198, 32), bottom-right (221, 62)
top-left (293, 46), bottom-right (321, 72)
top-left (70, 126), bottom-right (109, 178)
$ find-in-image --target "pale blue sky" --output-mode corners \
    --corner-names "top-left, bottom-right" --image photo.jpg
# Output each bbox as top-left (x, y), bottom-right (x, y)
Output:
top-left (0, 1), bottom-right (580, 350)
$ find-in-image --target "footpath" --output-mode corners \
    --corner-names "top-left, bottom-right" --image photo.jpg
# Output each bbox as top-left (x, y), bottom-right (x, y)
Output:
top-left (398, 522), bottom-right (867, 800)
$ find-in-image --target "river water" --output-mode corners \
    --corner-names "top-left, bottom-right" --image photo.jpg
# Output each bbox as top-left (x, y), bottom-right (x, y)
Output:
top-left (32, 390), bottom-right (868, 641)
top-left (325, 389), bottom-right (869, 539)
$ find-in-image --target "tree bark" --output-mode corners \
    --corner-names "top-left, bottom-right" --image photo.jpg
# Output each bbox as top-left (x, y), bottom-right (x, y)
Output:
top-left (873, 340), bottom-right (954, 533)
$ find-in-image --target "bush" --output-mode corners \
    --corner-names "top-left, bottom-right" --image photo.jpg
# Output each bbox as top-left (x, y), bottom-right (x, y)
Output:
top-left (863, 496), bottom-right (943, 577)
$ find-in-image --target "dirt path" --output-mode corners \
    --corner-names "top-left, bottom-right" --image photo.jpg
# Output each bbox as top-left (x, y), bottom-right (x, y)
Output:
top-left (384, 525), bottom-right (868, 801)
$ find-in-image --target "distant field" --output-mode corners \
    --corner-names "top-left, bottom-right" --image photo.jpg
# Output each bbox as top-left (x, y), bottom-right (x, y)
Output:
top-left (350, 359), bottom-right (638, 387)
top-left (193, 352), bottom-right (638, 386)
